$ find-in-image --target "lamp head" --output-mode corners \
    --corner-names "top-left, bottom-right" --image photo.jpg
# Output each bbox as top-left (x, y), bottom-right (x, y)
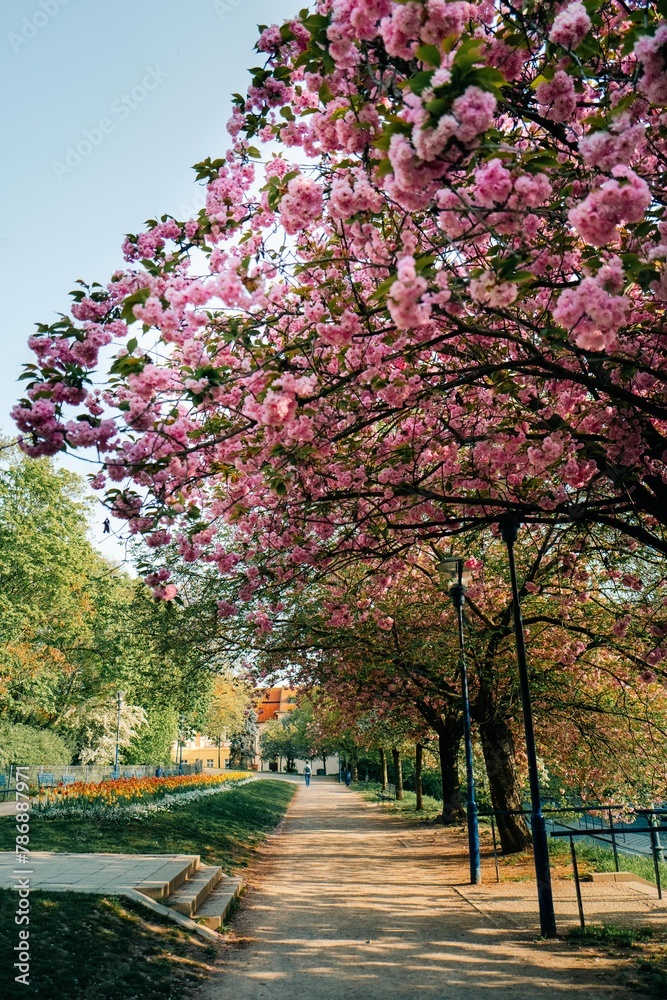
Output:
top-left (437, 556), bottom-right (472, 589)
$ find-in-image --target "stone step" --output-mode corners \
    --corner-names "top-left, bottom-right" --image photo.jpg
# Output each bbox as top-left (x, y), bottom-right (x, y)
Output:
top-left (134, 855), bottom-right (200, 901)
top-left (193, 875), bottom-right (244, 930)
top-left (166, 865), bottom-right (223, 917)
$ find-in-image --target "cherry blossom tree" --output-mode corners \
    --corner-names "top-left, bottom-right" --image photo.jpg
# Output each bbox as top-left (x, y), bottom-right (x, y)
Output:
top-left (13, 0), bottom-right (667, 586)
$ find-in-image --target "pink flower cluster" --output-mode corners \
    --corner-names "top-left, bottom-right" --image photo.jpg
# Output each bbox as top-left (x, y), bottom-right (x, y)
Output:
top-left (206, 162), bottom-right (255, 229)
top-left (579, 124), bottom-right (645, 172)
top-left (280, 175), bottom-right (324, 234)
top-left (329, 171), bottom-right (384, 219)
top-left (548, 2), bottom-right (592, 50)
top-left (634, 23), bottom-right (667, 105)
top-left (421, 1), bottom-right (474, 44)
top-left (568, 166), bottom-right (651, 246)
top-left (552, 267), bottom-right (630, 351)
top-left (12, 399), bottom-right (66, 457)
top-left (327, 0), bottom-right (394, 67)
top-left (388, 257), bottom-right (431, 329)
top-left (535, 70), bottom-right (577, 123)
top-left (469, 271), bottom-right (518, 308)
top-left (317, 309), bottom-right (361, 347)
top-left (473, 158), bottom-right (512, 206)
top-left (452, 86), bottom-right (497, 146)
top-left (379, 3), bottom-right (422, 60)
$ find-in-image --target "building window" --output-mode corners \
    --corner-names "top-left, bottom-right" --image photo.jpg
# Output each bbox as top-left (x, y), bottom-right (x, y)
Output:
top-left (206, 759), bottom-right (214, 768)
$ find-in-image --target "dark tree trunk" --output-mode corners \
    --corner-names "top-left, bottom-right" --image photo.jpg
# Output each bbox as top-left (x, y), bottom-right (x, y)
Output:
top-left (416, 700), bottom-right (464, 824)
top-left (379, 748), bottom-right (388, 789)
top-left (438, 728), bottom-right (464, 823)
top-left (322, 755), bottom-right (327, 775)
top-left (352, 761), bottom-right (359, 782)
top-left (392, 747), bottom-right (404, 800)
top-left (415, 743), bottom-right (423, 811)
top-left (477, 708), bottom-right (531, 854)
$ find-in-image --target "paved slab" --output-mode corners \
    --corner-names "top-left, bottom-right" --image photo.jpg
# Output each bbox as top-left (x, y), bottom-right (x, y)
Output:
top-left (202, 781), bottom-right (663, 1000)
top-left (0, 851), bottom-right (198, 895)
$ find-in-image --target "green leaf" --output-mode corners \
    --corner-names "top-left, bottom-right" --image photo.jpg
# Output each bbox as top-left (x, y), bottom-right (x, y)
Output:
top-left (120, 288), bottom-right (151, 326)
top-left (452, 36), bottom-right (484, 73)
top-left (375, 158), bottom-right (394, 178)
top-left (408, 70), bottom-right (435, 96)
top-left (416, 44), bottom-right (442, 67)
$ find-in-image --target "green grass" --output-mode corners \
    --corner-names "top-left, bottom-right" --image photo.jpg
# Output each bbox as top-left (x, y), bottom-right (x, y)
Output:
top-left (547, 835), bottom-right (667, 888)
top-left (567, 923), bottom-right (654, 948)
top-left (0, 891), bottom-right (217, 1000)
top-left (0, 781), bottom-right (296, 1000)
top-left (566, 924), bottom-right (667, 998)
top-left (0, 779), bottom-right (296, 869)
top-left (356, 780), bottom-right (444, 821)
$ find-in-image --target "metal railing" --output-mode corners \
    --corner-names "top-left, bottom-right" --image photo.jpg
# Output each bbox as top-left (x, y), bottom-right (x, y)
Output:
top-left (7, 759), bottom-right (203, 789)
top-left (480, 802), bottom-right (667, 931)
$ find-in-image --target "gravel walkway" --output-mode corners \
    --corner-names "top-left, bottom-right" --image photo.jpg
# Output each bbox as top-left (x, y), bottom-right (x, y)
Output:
top-left (202, 779), bottom-right (640, 999)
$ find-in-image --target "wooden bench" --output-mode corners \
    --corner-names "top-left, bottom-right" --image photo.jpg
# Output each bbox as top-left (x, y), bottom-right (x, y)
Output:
top-left (61, 775), bottom-right (76, 786)
top-left (38, 773), bottom-right (56, 789)
top-left (377, 783), bottom-right (396, 804)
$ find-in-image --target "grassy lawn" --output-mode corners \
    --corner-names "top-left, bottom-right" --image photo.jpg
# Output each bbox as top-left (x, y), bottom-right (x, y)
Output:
top-left (566, 924), bottom-right (667, 998)
top-left (0, 891), bottom-right (217, 1000)
top-left (0, 778), bottom-right (296, 868)
top-left (0, 780), bottom-right (296, 1000)
top-left (493, 833), bottom-right (667, 890)
top-left (356, 780), bottom-right (444, 821)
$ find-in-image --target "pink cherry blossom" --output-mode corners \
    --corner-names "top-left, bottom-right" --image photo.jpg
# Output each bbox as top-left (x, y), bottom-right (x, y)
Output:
top-left (535, 70), bottom-right (577, 123)
top-left (634, 23), bottom-right (667, 105)
top-left (280, 175), bottom-right (324, 234)
top-left (548, 2), bottom-right (591, 50)
top-left (568, 166), bottom-right (651, 246)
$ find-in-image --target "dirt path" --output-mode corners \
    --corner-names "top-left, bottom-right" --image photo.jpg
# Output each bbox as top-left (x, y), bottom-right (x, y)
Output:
top-left (201, 779), bottom-right (632, 999)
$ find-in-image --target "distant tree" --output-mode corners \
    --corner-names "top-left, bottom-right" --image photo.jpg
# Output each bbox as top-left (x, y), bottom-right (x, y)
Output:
top-left (0, 721), bottom-right (72, 769)
top-left (228, 711), bottom-right (258, 770)
top-left (124, 705), bottom-right (178, 766)
top-left (202, 674), bottom-right (253, 768)
top-left (75, 698), bottom-right (147, 766)
top-left (259, 709), bottom-right (314, 773)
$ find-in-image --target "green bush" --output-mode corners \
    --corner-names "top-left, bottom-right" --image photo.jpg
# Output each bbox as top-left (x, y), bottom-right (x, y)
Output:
top-left (0, 721), bottom-right (71, 768)
top-left (123, 705), bottom-right (178, 765)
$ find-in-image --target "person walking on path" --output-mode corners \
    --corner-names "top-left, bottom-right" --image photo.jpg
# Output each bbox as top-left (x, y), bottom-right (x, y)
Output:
top-left (304, 763), bottom-right (311, 787)
top-left (345, 768), bottom-right (352, 786)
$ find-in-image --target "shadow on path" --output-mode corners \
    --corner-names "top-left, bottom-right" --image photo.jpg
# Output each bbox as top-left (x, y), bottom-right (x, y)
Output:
top-left (203, 781), bottom-right (630, 999)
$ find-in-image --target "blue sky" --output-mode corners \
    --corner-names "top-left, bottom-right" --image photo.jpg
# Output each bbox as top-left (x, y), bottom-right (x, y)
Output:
top-left (0, 0), bottom-right (299, 551)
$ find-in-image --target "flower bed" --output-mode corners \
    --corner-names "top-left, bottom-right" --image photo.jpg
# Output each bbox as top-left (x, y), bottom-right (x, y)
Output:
top-left (34, 771), bottom-right (253, 820)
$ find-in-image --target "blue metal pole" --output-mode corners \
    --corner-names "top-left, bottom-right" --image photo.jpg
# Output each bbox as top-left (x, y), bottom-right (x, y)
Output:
top-left (450, 582), bottom-right (482, 885)
top-left (500, 520), bottom-right (557, 938)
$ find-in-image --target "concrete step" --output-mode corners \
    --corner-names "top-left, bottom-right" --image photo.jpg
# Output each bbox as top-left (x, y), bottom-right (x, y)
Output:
top-left (166, 865), bottom-right (223, 917)
top-left (193, 875), bottom-right (244, 930)
top-left (134, 855), bottom-right (200, 901)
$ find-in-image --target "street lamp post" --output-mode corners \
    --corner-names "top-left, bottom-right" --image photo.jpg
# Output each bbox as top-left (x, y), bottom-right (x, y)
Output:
top-left (439, 556), bottom-right (481, 885)
top-left (499, 519), bottom-right (557, 938)
top-left (114, 691), bottom-right (124, 777)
